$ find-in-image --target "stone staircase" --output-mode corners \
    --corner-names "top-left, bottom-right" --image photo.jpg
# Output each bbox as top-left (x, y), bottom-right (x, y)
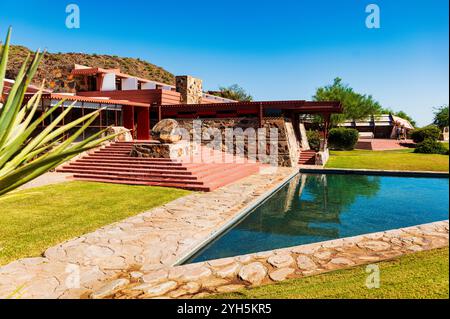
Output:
top-left (298, 150), bottom-right (317, 165)
top-left (57, 142), bottom-right (262, 191)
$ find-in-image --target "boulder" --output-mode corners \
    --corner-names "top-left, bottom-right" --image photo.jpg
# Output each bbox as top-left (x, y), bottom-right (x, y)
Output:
top-left (152, 119), bottom-right (182, 144)
top-left (107, 126), bottom-right (133, 142)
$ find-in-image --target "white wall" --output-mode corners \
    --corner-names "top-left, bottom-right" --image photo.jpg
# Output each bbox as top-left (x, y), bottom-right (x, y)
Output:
top-left (101, 73), bottom-right (116, 91)
top-left (141, 82), bottom-right (157, 90)
top-left (122, 78), bottom-right (138, 90)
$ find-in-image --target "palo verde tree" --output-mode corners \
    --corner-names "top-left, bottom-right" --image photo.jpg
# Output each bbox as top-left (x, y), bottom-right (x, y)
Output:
top-left (211, 84), bottom-right (253, 102)
top-left (313, 77), bottom-right (383, 126)
top-left (433, 105), bottom-right (449, 129)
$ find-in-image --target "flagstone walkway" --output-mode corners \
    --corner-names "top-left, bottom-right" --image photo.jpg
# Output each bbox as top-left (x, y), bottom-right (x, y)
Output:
top-left (17, 172), bottom-right (72, 191)
top-left (0, 167), bottom-right (297, 299)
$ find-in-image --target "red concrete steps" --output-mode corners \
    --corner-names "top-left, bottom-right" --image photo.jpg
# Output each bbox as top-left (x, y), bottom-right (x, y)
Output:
top-left (94, 149), bottom-right (131, 151)
top-left (70, 173), bottom-right (206, 185)
top-left (298, 150), bottom-right (317, 165)
top-left (58, 141), bottom-right (263, 192)
top-left (63, 169), bottom-right (200, 181)
top-left (79, 157), bottom-right (181, 165)
top-left (65, 163), bottom-right (258, 185)
top-left (92, 150), bottom-right (132, 155)
top-left (74, 158), bottom-right (185, 166)
top-left (59, 164), bottom-right (195, 175)
top-left (63, 162), bottom-right (191, 171)
top-left (355, 139), bottom-right (415, 151)
top-left (83, 153), bottom-right (177, 160)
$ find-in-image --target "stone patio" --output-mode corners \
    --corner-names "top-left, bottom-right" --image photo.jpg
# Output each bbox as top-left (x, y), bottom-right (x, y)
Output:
top-left (0, 167), bottom-right (297, 299)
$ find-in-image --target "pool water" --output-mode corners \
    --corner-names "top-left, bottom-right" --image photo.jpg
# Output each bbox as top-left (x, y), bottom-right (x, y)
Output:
top-left (187, 173), bottom-right (449, 263)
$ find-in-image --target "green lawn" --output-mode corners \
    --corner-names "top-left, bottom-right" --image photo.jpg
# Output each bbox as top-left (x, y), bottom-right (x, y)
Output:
top-left (0, 182), bottom-right (190, 265)
top-left (211, 248), bottom-right (449, 299)
top-left (326, 149), bottom-right (449, 172)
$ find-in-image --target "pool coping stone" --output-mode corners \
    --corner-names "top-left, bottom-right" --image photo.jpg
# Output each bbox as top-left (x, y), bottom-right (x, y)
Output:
top-left (300, 167), bottom-right (449, 178)
top-left (103, 220), bottom-right (449, 299)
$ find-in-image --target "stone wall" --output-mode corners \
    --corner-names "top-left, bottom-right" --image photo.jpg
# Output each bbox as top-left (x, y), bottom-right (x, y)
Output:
top-left (284, 120), bottom-right (300, 167)
top-left (47, 67), bottom-right (78, 93)
top-left (131, 142), bottom-right (195, 159)
top-left (175, 76), bottom-right (203, 104)
top-left (176, 117), bottom-right (300, 167)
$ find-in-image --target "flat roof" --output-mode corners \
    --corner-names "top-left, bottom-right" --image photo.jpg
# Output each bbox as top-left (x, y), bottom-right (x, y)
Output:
top-left (341, 114), bottom-right (414, 129)
top-left (3, 79), bottom-right (53, 94)
top-left (41, 93), bottom-right (150, 107)
top-left (158, 100), bottom-right (342, 113)
top-left (71, 67), bottom-right (175, 88)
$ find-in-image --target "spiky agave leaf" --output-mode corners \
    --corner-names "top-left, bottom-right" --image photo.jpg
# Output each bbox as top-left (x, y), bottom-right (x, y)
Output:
top-left (0, 27), bottom-right (124, 195)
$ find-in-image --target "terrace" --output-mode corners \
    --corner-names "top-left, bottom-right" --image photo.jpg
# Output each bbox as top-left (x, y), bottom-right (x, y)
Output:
top-left (1, 62), bottom-right (448, 301)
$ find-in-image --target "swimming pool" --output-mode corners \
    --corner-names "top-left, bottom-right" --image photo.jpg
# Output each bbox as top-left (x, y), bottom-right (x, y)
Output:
top-left (186, 173), bottom-right (449, 263)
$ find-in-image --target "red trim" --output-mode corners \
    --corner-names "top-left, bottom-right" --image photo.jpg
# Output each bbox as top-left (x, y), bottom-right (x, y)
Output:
top-left (197, 111), bottom-right (217, 116)
top-left (155, 100), bottom-right (342, 115)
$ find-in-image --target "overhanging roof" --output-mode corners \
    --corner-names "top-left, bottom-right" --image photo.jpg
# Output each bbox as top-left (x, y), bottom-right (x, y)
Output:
top-left (157, 100), bottom-right (342, 114)
top-left (41, 93), bottom-right (150, 107)
top-left (3, 79), bottom-right (53, 94)
top-left (71, 67), bottom-right (175, 88)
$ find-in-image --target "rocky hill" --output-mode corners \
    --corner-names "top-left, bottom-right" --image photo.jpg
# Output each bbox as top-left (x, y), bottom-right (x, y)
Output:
top-left (6, 45), bottom-right (175, 92)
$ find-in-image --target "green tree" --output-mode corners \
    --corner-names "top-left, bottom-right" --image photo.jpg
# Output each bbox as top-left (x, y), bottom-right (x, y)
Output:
top-left (433, 105), bottom-right (449, 129)
top-left (393, 110), bottom-right (416, 127)
top-left (211, 84), bottom-right (253, 102)
top-left (313, 78), bottom-right (383, 125)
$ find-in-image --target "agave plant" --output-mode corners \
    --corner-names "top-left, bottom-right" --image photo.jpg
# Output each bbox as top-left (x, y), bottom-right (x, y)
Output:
top-left (0, 28), bottom-right (120, 196)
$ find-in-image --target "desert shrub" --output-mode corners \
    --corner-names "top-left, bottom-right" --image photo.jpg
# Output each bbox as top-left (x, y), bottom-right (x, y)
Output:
top-left (410, 126), bottom-right (441, 143)
top-left (414, 139), bottom-right (448, 155)
top-left (306, 130), bottom-right (321, 151)
top-left (328, 128), bottom-right (359, 150)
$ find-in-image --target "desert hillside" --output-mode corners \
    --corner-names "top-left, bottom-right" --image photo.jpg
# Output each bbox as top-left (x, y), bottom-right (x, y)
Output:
top-left (6, 45), bottom-right (175, 92)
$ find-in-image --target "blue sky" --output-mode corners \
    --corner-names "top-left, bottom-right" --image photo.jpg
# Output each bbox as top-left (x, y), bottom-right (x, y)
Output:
top-left (1, 0), bottom-right (448, 126)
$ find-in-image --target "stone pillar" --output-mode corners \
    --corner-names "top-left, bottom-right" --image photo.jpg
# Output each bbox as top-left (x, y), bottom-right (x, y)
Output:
top-left (175, 75), bottom-right (203, 104)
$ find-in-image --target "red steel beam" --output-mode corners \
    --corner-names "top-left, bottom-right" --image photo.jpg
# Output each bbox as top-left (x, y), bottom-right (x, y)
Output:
top-left (154, 100), bottom-right (342, 114)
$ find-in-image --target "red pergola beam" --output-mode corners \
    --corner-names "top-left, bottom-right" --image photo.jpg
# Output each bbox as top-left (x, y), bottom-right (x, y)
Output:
top-left (155, 100), bottom-right (342, 114)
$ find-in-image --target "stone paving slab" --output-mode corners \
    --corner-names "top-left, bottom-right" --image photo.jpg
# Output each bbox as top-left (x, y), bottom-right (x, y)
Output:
top-left (16, 172), bottom-right (72, 191)
top-left (0, 168), bottom-right (297, 299)
top-left (99, 220), bottom-right (449, 299)
top-left (300, 167), bottom-right (450, 178)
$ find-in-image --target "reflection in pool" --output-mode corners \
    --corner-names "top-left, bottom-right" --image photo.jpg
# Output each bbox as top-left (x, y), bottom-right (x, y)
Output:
top-left (186, 173), bottom-right (449, 263)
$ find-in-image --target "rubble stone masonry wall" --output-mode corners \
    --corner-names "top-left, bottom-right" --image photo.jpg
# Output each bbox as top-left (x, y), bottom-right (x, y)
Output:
top-left (176, 117), bottom-right (300, 167)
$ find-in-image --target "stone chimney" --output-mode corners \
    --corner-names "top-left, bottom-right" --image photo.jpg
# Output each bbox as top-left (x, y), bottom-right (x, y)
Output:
top-left (175, 75), bottom-right (203, 104)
